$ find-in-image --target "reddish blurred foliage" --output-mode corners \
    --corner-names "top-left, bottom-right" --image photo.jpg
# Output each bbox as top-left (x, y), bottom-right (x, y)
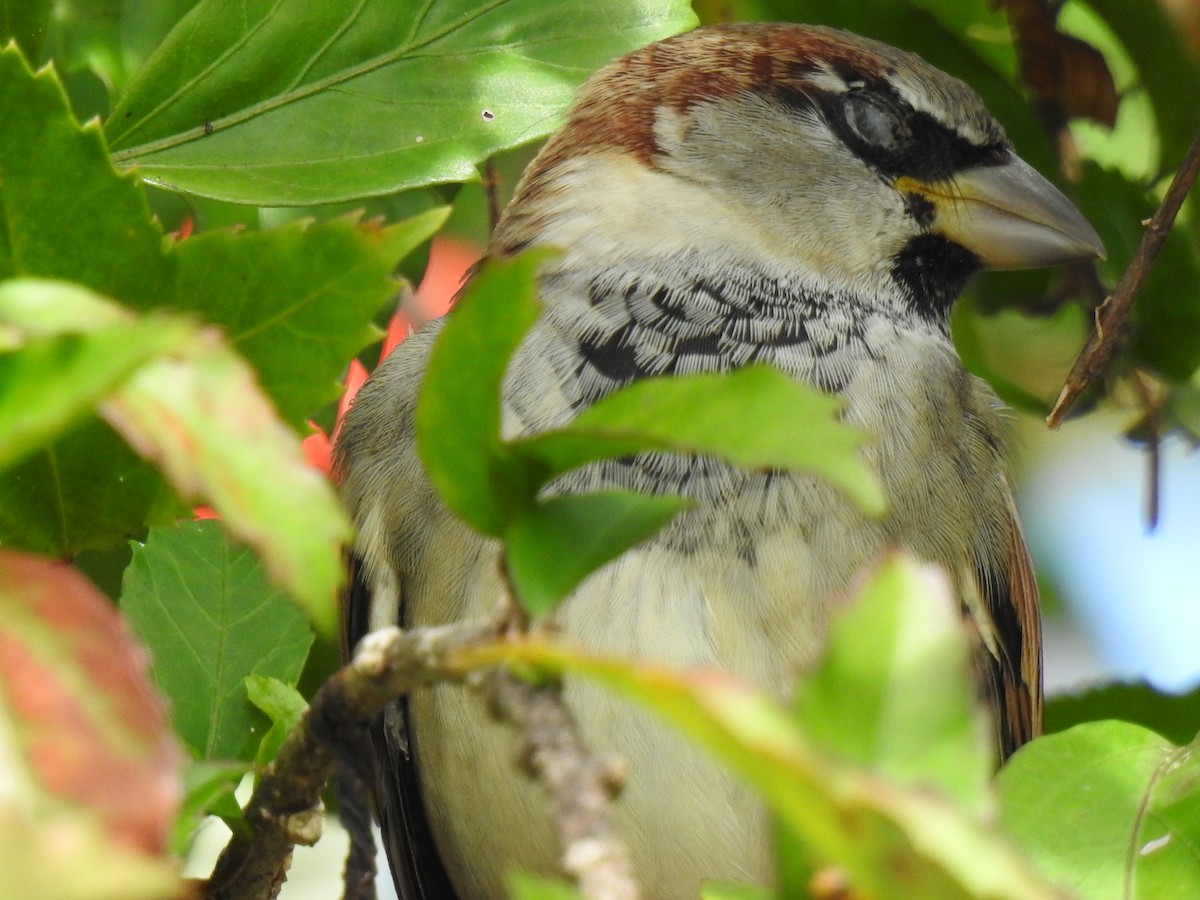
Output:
top-left (0, 552), bottom-right (183, 855)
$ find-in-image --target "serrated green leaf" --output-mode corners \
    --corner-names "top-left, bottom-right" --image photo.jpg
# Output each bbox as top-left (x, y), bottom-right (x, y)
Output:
top-left (245, 674), bottom-right (307, 766)
top-left (171, 215), bottom-right (424, 426)
top-left (0, 280), bottom-right (194, 472)
top-left (416, 249), bottom-right (556, 536)
top-left (102, 333), bottom-right (351, 635)
top-left (793, 556), bottom-right (993, 813)
top-left (120, 522), bottom-right (314, 761)
top-left (998, 721), bottom-right (1200, 900)
top-left (505, 491), bottom-right (687, 615)
top-left (516, 367), bottom-right (884, 515)
top-left (0, 41), bottom-right (176, 554)
top-left (0, 43), bottom-right (172, 301)
top-left (477, 636), bottom-right (1058, 900)
top-left (106, 0), bottom-right (698, 205)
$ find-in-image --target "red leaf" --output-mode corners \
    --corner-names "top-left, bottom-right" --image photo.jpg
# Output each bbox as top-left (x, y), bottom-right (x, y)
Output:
top-left (0, 552), bottom-right (182, 855)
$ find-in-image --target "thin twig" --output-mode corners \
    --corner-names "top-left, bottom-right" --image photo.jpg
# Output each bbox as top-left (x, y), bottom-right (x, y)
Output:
top-left (1048, 124), bottom-right (1200, 428)
top-left (482, 669), bottom-right (639, 899)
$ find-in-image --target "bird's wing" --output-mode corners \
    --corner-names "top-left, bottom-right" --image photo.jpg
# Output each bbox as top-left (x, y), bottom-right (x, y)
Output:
top-left (970, 482), bottom-right (1043, 761)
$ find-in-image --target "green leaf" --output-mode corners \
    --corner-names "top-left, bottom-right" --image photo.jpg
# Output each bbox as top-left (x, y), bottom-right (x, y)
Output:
top-left (0, 41), bottom-right (176, 554)
top-left (101, 332), bottom-right (351, 635)
top-left (0, 43), bottom-right (172, 302)
top-left (793, 555), bottom-right (992, 813)
top-left (516, 366), bottom-right (885, 515)
top-left (171, 213), bottom-right (441, 426)
top-left (1, 0), bottom-right (50, 62)
top-left (1047, 681), bottom-right (1200, 747)
top-left (998, 721), bottom-right (1200, 899)
top-left (482, 636), bottom-right (1058, 900)
top-left (171, 760), bottom-right (251, 855)
top-left (505, 491), bottom-right (687, 615)
top-left (245, 674), bottom-right (308, 766)
top-left (106, 0), bottom-right (698, 205)
top-left (700, 881), bottom-right (774, 900)
top-left (0, 417), bottom-right (170, 555)
top-left (416, 249), bottom-right (555, 536)
top-left (120, 522), bottom-right (314, 761)
top-left (0, 280), bottom-right (193, 471)
top-left (505, 871), bottom-right (585, 900)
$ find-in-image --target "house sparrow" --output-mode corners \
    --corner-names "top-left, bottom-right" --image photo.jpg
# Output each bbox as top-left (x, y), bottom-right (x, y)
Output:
top-left (336, 22), bottom-right (1103, 899)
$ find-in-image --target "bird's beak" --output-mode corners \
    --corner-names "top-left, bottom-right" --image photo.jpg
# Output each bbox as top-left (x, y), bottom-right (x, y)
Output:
top-left (896, 154), bottom-right (1105, 269)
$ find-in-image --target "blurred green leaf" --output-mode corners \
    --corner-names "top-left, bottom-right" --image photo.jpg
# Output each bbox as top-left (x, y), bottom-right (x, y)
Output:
top-left (0, 280), bottom-right (193, 471)
top-left (506, 871), bottom-right (585, 900)
top-left (416, 250), bottom-right (553, 535)
top-left (794, 556), bottom-right (993, 813)
top-left (102, 330), bottom-right (351, 634)
top-left (700, 881), bottom-right (774, 900)
top-left (1047, 681), bottom-right (1200, 747)
top-left (998, 721), bottom-right (1200, 899)
top-left (121, 522), bottom-right (314, 760)
top-left (517, 366), bottom-right (885, 515)
top-left (505, 491), bottom-right (687, 615)
top-left (106, 0), bottom-right (698, 205)
top-left (172, 211), bottom-right (445, 427)
top-left (245, 674), bottom-right (308, 766)
top-left (1, 0), bottom-right (50, 61)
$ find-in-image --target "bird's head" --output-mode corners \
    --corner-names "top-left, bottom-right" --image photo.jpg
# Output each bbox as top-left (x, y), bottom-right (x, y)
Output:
top-left (493, 23), bottom-right (1103, 321)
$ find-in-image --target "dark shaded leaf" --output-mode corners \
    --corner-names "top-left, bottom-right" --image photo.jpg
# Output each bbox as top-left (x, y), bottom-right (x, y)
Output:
top-left (1047, 681), bottom-right (1200, 747)
top-left (0, 0), bottom-right (50, 61)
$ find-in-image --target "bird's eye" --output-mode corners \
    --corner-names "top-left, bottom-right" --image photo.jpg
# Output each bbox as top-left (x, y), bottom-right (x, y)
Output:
top-left (843, 94), bottom-right (908, 151)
